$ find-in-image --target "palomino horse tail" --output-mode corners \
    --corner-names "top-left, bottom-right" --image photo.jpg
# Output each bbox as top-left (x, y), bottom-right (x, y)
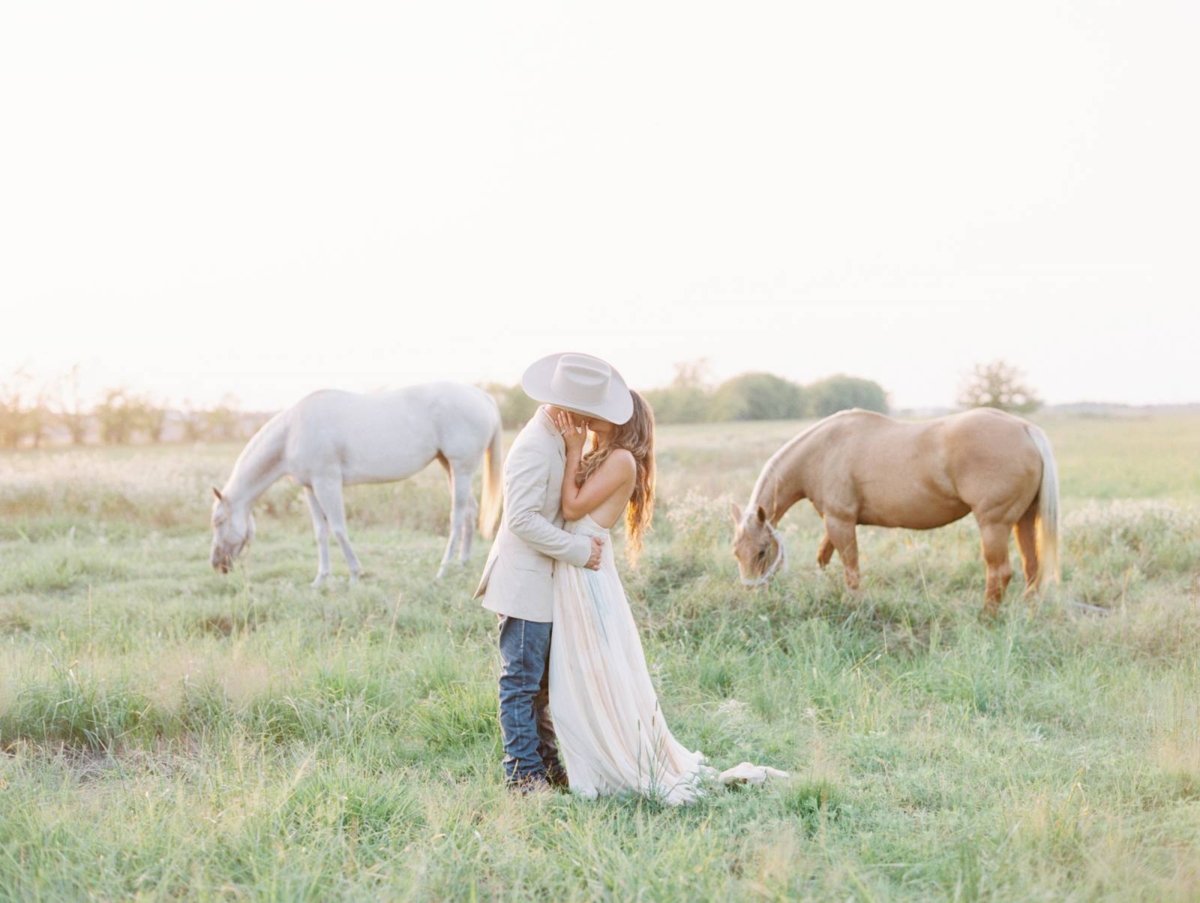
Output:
top-left (479, 416), bottom-right (504, 539)
top-left (1026, 425), bottom-right (1061, 589)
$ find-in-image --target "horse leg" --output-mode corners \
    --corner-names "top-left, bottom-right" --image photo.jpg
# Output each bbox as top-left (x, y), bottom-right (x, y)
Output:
top-left (311, 477), bottom-right (362, 582)
top-left (433, 454), bottom-right (456, 579)
top-left (460, 491), bottom-right (479, 563)
top-left (1014, 503), bottom-right (1040, 598)
top-left (451, 460), bottom-right (477, 568)
top-left (978, 521), bottom-right (1014, 618)
top-left (824, 516), bottom-right (860, 590)
top-left (435, 459), bottom-right (473, 578)
top-left (304, 487), bottom-right (332, 587)
top-left (816, 532), bottom-right (835, 569)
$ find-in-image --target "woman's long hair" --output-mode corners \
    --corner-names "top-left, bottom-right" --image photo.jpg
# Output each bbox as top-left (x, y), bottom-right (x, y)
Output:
top-left (575, 390), bottom-right (655, 563)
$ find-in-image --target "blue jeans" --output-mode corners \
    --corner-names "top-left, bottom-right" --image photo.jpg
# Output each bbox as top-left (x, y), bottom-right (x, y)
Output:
top-left (497, 615), bottom-right (563, 782)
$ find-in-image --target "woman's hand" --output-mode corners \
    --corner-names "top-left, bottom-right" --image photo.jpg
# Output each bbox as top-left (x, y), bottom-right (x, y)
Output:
top-left (555, 410), bottom-right (588, 456)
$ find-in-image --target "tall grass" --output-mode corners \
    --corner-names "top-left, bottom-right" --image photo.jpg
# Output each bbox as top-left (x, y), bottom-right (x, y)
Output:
top-left (1, 414), bottom-right (1198, 900)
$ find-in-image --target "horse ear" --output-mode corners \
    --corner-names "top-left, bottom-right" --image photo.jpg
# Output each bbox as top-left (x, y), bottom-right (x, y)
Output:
top-left (756, 506), bottom-right (767, 524)
top-left (730, 502), bottom-right (743, 525)
top-left (212, 487), bottom-right (224, 502)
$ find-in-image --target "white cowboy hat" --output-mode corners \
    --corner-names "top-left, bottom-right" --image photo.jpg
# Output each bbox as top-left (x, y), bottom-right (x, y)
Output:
top-left (521, 352), bottom-right (634, 425)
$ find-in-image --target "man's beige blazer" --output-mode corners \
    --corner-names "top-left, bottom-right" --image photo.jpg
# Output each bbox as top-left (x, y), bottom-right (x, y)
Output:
top-left (474, 406), bottom-right (592, 622)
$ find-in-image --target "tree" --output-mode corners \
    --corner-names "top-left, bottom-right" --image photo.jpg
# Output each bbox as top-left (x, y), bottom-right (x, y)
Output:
top-left (204, 395), bottom-right (242, 441)
top-left (643, 359), bottom-right (714, 424)
top-left (806, 375), bottom-right (889, 417)
top-left (482, 382), bottom-right (538, 430)
top-left (56, 364), bottom-right (90, 445)
top-left (132, 395), bottom-right (168, 443)
top-left (0, 369), bottom-right (32, 449)
top-left (179, 399), bottom-right (207, 442)
top-left (957, 360), bottom-right (1041, 414)
top-left (0, 368), bottom-right (55, 448)
top-left (712, 372), bottom-right (805, 421)
top-left (94, 388), bottom-right (138, 444)
top-left (25, 382), bottom-right (53, 448)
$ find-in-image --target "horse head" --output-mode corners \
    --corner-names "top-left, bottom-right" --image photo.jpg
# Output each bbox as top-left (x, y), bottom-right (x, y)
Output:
top-left (730, 503), bottom-right (786, 587)
top-left (210, 487), bottom-right (255, 573)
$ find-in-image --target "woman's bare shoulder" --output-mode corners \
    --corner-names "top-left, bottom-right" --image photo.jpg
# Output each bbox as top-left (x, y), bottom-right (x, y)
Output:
top-left (602, 448), bottom-right (637, 478)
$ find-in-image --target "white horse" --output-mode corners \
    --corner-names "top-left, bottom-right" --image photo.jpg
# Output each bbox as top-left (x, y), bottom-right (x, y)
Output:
top-left (210, 382), bottom-right (503, 584)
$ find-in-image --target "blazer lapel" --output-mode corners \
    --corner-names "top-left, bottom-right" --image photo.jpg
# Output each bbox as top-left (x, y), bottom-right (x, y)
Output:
top-left (536, 406), bottom-right (566, 462)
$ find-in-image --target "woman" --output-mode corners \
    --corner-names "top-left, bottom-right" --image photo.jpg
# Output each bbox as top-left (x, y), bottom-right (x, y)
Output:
top-left (548, 392), bottom-right (785, 805)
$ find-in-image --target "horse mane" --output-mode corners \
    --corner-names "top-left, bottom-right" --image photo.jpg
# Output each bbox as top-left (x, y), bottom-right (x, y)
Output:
top-left (222, 411), bottom-right (287, 499)
top-left (748, 421), bottom-right (818, 519)
top-left (748, 411), bottom-right (864, 520)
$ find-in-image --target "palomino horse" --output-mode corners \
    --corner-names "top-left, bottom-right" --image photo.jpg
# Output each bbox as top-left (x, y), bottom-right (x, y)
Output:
top-left (731, 408), bottom-right (1060, 615)
top-left (210, 382), bottom-right (503, 584)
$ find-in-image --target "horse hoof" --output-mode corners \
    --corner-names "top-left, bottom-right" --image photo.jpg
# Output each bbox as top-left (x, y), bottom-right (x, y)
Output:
top-left (311, 575), bottom-right (329, 588)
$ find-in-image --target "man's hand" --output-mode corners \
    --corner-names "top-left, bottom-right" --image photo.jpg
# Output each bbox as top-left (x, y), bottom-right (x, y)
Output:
top-left (585, 536), bottom-right (604, 570)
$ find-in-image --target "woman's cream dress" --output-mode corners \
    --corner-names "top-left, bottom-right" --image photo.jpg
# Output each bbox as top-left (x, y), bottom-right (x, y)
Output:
top-left (548, 514), bottom-right (709, 805)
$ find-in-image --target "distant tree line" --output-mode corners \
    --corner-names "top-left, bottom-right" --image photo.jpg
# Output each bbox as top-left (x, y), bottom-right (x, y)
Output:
top-left (7, 358), bottom-right (1033, 447)
top-left (645, 361), bottom-right (889, 424)
top-left (485, 360), bottom-right (890, 429)
top-left (0, 366), bottom-right (254, 449)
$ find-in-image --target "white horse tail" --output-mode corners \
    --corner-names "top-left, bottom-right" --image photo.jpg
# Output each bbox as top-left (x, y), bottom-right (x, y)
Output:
top-left (1027, 425), bottom-right (1061, 589)
top-left (479, 414), bottom-right (504, 539)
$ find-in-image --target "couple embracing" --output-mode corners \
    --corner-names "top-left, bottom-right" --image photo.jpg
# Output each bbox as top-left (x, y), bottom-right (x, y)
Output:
top-left (474, 353), bottom-right (785, 804)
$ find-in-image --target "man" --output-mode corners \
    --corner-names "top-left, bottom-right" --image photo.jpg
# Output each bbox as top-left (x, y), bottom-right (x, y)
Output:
top-left (474, 352), bottom-right (634, 794)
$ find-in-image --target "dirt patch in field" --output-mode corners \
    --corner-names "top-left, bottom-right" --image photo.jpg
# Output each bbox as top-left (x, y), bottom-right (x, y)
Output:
top-left (0, 606), bottom-right (32, 634)
top-left (191, 610), bottom-right (264, 638)
top-left (2, 734), bottom-right (204, 779)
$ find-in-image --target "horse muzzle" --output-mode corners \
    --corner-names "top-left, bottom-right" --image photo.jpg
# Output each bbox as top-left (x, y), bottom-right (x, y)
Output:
top-left (739, 524), bottom-right (788, 588)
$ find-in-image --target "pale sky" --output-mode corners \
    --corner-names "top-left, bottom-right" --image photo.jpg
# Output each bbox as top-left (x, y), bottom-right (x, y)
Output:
top-left (2, 2), bottom-right (1197, 411)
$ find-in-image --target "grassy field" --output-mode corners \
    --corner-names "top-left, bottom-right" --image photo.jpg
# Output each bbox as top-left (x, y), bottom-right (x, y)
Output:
top-left (1, 413), bottom-right (1198, 901)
